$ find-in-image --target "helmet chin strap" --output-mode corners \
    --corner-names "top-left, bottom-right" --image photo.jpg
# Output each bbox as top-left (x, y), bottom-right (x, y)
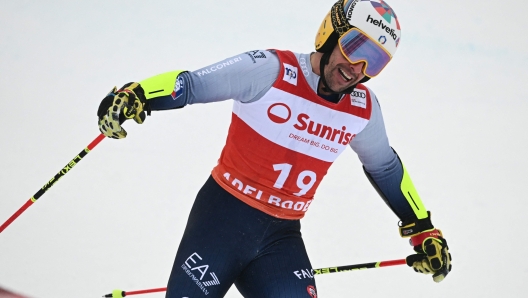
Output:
top-left (318, 51), bottom-right (370, 96)
top-left (319, 51), bottom-right (340, 94)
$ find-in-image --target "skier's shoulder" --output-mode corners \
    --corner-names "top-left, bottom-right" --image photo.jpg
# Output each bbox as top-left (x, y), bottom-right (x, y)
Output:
top-left (243, 49), bottom-right (311, 75)
top-left (353, 83), bottom-right (380, 109)
top-left (243, 49), bottom-right (278, 64)
top-left (269, 50), bottom-right (312, 66)
top-left (354, 83), bottom-right (376, 97)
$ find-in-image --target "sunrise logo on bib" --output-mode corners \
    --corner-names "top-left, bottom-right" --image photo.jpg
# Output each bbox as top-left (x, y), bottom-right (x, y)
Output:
top-left (267, 103), bottom-right (292, 124)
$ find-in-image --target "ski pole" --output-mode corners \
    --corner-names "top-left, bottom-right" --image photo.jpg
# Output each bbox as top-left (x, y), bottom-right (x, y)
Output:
top-left (0, 133), bottom-right (106, 233)
top-left (103, 258), bottom-right (406, 297)
top-left (104, 288), bottom-right (166, 298)
top-left (313, 258), bottom-right (406, 274)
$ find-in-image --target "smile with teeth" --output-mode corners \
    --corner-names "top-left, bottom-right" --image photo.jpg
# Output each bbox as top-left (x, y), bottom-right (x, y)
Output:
top-left (338, 68), bottom-right (353, 82)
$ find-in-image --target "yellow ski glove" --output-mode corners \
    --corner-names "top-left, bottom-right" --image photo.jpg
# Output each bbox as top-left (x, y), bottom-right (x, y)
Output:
top-left (97, 82), bottom-right (149, 139)
top-left (400, 213), bottom-right (452, 283)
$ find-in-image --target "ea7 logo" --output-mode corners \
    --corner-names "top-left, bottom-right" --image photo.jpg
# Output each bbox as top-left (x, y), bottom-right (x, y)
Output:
top-left (283, 63), bottom-right (298, 86)
top-left (184, 252), bottom-right (221, 287)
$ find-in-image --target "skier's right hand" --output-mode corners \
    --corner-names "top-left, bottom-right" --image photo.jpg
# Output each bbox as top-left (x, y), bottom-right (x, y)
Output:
top-left (97, 82), bottom-right (149, 139)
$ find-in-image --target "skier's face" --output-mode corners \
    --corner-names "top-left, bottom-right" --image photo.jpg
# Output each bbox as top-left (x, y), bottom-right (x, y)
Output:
top-left (324, 44), bottom-right (366, 92)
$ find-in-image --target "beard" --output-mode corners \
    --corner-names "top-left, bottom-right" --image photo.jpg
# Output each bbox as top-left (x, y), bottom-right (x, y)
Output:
top-left (323, 64), bottom-right (363, 93)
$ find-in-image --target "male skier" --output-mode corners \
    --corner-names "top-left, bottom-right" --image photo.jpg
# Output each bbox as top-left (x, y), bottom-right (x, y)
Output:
top-left (97, 0), bottom-right (452, 297)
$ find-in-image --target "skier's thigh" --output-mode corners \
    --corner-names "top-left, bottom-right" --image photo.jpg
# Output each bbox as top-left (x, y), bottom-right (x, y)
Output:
top-left (234, 237), bottom-right (317, 298)
top-left (165, 232), bottom-right (246, 298)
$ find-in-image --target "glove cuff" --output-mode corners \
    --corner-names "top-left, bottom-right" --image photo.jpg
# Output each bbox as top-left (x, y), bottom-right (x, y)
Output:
top-left (410, 229), bottom-right (442, 246)
top-left (399, 211), bottom-right (434, 237)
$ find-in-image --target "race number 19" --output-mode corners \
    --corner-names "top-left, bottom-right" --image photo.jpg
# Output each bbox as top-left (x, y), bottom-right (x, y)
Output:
top-left (273, 163), bottom-right (317, 196)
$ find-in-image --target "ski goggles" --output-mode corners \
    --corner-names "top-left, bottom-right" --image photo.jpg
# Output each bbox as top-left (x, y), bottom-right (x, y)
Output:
top-left (338, 28), bottom-right (392, 78)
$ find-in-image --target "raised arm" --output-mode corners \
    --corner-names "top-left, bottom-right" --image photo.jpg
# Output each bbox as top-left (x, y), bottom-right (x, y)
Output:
top-left (96, 50), bottom-right (280, 138)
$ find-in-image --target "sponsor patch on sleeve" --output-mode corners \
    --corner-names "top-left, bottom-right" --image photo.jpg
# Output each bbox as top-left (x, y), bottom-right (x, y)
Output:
top-left (171, 75), bottom-right (184, 100)
top-left (350, 89), bottom-right (367, 108)
top-left (245, 50), bottom-right (267, 63)
top-left (282, 63), bottom-right (298, 86)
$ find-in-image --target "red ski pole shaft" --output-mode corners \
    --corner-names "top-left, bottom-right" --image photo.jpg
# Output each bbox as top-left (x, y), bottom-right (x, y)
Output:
top-left (0, 133), bottom-right (106, 233)
top-left (103, 288), bottom-right (167, 297)
top-left (103, 258), bottom-right (407, 297)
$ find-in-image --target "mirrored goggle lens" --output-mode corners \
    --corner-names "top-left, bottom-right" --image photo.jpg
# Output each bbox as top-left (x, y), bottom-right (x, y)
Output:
top-left (339, 29), bottom-right (391, 77)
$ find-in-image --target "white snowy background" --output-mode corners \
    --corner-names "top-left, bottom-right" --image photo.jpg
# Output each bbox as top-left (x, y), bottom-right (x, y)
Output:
top-left (1, 0), bottom-right (527, 297)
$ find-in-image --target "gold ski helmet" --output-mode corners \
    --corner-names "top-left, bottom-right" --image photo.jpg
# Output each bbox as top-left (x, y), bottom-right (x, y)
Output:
top-left (315, 0), bottom-right (401, 78)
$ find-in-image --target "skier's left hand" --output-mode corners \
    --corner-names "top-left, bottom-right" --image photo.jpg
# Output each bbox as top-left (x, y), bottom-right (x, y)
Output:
top-left (399, 213), bottom-right (452, 282)
top-left (406, 229), bottom-right (451, 282)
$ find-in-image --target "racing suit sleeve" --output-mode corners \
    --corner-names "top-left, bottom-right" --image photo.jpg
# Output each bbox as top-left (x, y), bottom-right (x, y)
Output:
top-left (349, 90), bottom-right (428, 222)
top-left (143, 50), bottom-right (280, 110)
